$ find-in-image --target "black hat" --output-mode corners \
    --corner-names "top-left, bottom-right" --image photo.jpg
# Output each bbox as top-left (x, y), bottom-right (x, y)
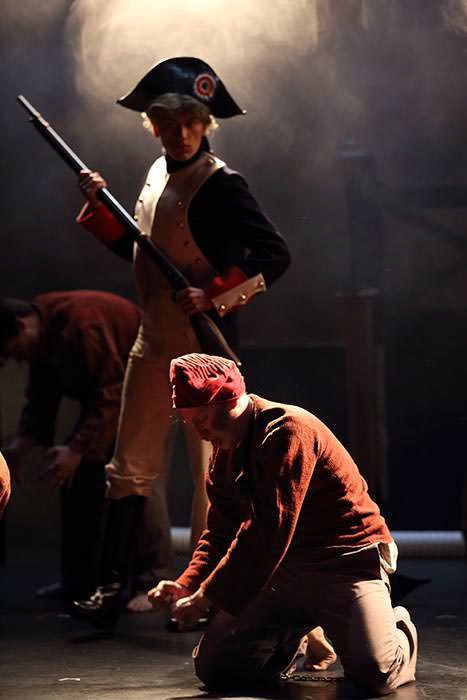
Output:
top-left (117, 56), bottom-right (245, 118)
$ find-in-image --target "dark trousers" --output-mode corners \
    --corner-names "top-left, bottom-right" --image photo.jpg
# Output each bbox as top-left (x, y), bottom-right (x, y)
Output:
top-left (60, 458), bottom-right (106, 599)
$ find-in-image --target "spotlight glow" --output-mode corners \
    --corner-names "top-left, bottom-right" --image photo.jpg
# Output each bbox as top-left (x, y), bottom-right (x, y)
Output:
top-left (66, 0), bottom-right (324, 105)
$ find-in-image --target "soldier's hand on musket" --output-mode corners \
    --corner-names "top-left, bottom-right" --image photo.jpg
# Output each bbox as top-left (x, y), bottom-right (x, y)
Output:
top-left (175, 287), bottom-right (213, 315)
top-left (78, 169), bottom-right (107, 209)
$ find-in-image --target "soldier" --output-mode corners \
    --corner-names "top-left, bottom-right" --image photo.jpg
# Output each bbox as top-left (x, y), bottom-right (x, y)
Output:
top-left (74, 57), bottom-right (291, 626)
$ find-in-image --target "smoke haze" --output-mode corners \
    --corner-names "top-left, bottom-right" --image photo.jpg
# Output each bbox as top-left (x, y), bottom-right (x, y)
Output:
top-left (2, 0), bottom-right (467, 319)
top-left (66, 0), bottom-right (324, 108)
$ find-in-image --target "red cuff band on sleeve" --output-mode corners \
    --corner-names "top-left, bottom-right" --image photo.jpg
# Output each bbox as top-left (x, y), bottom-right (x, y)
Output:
top-left (76, 203), bottom-right (125, 245)
top-left (203, 265), bottom-right (248, 299)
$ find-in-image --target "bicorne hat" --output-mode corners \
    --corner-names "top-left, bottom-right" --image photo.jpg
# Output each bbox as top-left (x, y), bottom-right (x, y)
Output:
top-left (117, 56), bottom-right (245, 118)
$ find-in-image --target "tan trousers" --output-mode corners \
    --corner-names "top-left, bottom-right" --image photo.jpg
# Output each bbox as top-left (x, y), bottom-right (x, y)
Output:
top-left (106, 309), bottom-right (212, 578)
top-left (194, 544), bottom-right (417, 695)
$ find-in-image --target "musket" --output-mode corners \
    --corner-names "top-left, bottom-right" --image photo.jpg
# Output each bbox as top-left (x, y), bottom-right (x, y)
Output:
top-left (17, 94), bottom-right (240, 365)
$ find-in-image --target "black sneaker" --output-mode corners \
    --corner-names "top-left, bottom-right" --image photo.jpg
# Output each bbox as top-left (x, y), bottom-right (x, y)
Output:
top-left (73, 583), bottom-right (123, 630)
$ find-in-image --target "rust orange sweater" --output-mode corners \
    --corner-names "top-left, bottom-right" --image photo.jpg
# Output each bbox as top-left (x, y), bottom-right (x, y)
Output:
top-left (0, 452), bottom-right (10, 516)
top-left (177, 394), bottom-right (392, 615)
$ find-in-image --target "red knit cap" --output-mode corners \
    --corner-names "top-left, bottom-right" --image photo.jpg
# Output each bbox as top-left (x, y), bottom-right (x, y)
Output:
top-left (170, 353), bottom-right (246, 408)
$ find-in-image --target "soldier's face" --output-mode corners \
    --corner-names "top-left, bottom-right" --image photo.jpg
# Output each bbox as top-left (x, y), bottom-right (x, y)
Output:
top-left (152, 110), bottom-right (208, 161)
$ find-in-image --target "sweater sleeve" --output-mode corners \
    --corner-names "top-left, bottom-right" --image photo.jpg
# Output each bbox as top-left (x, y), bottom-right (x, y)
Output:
top-left (176, 449), bottom-right (242, 592)
top-left (65, 325), bottom-right (128, 460)
top-left (193, 419), bottom-right (317, 615)
top-left (0, 452), bottom-right (10, 517)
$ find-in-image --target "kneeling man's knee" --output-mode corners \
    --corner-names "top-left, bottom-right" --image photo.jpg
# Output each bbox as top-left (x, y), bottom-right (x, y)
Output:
top-left (349, 661), bottom-right (401, 696)
top-left (193, 636), bottom-right (233, 689)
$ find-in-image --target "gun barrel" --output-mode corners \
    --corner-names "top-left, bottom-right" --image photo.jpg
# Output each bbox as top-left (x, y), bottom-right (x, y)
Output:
top-left (17, 94), bottom-right (43, 122)
top-left (17, 95), bottom-right (187, 282)
top-left (17, 94), bottom-right (88, 173)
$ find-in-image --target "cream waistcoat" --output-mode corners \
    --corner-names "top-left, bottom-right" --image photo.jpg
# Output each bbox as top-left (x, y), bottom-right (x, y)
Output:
top-left (133, 151), bottom-right (225, 307)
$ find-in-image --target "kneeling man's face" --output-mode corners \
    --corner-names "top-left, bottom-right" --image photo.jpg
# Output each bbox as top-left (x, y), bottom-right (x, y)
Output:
top-left (179, 403), bottom-right (234, 447)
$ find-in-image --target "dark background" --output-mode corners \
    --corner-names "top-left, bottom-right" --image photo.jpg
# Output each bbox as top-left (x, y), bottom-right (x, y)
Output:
top-left (2, 0), bottom-right (467, 547)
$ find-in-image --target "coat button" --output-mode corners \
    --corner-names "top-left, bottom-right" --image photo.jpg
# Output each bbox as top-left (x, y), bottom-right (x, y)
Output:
top-left (177, 200), bottom-right (184, 207)
top-left (177, 221), bottom-right (184, 228)
top-left (257, 279), bottom-right (265, 288)
top-left (219, 304), bottom-right (226, 312)
top-left (239, 293), bottom-right (247, 302)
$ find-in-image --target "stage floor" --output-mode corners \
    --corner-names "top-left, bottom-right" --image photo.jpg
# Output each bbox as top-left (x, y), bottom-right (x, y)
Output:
top-left (0, 552), bottom-right (466, 699)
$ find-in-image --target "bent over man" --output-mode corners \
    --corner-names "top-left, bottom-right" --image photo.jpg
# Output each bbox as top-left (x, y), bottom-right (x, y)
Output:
top-left (0, 291), bottom-right (140, 600)
top-left (149, 353), bottom-right (417, 696)
top-left (74, 56), bottom-right (290, 625)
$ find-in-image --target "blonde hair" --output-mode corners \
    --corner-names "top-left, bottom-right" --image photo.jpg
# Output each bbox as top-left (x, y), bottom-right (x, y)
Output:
top-left (142, 93), bottom-right (218, 134)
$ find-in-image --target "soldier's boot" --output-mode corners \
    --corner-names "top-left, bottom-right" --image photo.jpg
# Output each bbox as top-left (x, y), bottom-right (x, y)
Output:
top-left (73, 495), bottom-right (145, 631)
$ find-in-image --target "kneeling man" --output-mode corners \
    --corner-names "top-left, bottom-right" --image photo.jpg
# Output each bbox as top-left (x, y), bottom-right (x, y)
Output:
top-left (149, 353), bottom-right (417, 695)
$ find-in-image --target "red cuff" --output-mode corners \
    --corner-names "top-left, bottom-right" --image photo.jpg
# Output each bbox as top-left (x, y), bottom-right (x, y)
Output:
top-left (203, 266), bottom-right (248, 299)
top-left (76, 203), bottom-right (125, 245)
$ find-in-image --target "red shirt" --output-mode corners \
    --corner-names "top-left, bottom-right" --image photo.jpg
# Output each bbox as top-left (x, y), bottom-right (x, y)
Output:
top-left (0, 452), bottom-right (10, 515)
top-left (17, 291), bottom-right (140, 460)
top-left (177, 394), bottom-right (392, 615)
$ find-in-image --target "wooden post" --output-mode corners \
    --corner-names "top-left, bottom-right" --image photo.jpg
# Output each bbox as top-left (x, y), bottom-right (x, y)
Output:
top-left (340, 289), bottom-right (385, 497)
top-left (337, 139), bottom-right (387, 498)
